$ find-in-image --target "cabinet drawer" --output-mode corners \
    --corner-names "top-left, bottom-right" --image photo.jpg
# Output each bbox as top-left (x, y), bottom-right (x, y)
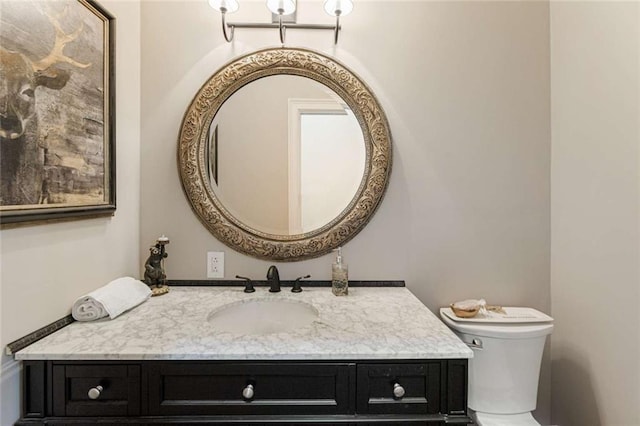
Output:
top-left (52, 364), bottom-right (141, 416)
top-left (148, 362), bottom-right (354, 416)
top-left (356, 363), bottom-right (441, 415)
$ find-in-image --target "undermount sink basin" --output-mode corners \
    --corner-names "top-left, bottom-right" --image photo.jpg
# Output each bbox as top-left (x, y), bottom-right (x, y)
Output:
top-left (207, 299), bottom-right (319, 334)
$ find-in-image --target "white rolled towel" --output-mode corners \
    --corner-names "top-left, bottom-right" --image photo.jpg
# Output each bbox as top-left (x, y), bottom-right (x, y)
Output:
top-left (72, 277), bottom-right (152, 321)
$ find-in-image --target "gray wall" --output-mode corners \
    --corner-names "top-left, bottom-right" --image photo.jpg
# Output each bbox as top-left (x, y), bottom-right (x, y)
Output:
top-left (550, 2), bottom-right (640, 425)
top-left (140, 1), bottom-right (551, 422)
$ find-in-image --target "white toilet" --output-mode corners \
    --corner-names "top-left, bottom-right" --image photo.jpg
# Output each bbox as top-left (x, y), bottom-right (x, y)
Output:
top-left (440, 307), bottom-right (553, 426)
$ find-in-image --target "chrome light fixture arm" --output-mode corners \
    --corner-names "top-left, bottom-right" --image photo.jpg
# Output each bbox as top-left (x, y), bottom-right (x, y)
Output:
top-left (221, 10), bottom-right (235, 43)
top-left (278, 14), bottom-right (286, 45)
top-left (223, 22), bottom-right (339, 45)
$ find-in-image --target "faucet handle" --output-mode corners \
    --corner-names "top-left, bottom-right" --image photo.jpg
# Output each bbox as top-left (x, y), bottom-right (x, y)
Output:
top-left (291, 274), bottom-right (311, 293)
top-left (236, 275), bottom-right (255, 293)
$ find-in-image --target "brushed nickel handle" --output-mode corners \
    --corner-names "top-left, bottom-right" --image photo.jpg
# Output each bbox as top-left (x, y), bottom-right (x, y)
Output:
top-left (87, 385), bottom-right (103, 400)
top-left (393, 382), bottom-right (405, 399)
top-left (242, 383), bottom-right (254, 401)
top-left (466, 338), bottom-right (483, 350)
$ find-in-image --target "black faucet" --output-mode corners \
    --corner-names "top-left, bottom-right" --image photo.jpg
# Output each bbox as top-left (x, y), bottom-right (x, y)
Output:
top-left (267, 265), bottom-right (280, 293)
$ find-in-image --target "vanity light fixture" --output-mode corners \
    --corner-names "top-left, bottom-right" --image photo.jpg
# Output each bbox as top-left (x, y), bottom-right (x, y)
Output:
top-left (209, 0), bottom-right (354, 45)
top-left (209, 0), bottom-right (240, 42)
top-left (323, 0), bottom-right (354, 44)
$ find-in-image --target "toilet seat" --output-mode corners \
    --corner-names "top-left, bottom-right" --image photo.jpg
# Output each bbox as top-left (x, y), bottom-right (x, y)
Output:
top-left (474, 411), bottom-right (540, 426)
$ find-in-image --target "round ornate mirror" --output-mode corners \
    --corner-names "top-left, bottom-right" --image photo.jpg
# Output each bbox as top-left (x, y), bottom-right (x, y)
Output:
top-left (178, 48), bottom-right (392, 261)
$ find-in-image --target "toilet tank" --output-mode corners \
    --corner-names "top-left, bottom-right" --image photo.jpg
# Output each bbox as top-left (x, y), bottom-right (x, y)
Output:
top-left (439, 309), bottom-right (553, 415)
top-left (457, 329), bottom-right (550, 414)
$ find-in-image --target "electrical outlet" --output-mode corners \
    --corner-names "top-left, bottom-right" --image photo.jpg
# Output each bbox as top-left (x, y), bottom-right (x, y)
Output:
top-left (207, 252), bottom-right (224, 278)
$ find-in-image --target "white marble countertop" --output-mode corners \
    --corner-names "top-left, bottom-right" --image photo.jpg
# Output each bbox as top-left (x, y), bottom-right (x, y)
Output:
top-left (15, 286), bottom-right (473, 361)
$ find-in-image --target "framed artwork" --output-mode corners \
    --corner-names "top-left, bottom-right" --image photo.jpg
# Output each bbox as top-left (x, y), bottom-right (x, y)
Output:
top-left (0, 0), bottom-right (115, 225)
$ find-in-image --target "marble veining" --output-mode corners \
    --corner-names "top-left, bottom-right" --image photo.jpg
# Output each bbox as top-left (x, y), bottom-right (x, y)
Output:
top-left (15, 287), bottom-right (473, 360)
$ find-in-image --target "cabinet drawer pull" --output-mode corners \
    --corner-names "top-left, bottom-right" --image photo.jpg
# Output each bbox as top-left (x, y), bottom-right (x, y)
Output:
top-left (392, 382), bottom-right (405, 399)
top-left (87, 385), bottom-right (104, 400)
top-left (242, 383), bottom-right (254, 401)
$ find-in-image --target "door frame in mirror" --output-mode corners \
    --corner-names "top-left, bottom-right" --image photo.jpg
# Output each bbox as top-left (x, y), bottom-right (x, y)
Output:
top-left (178, 48), bottom-right (392, 261)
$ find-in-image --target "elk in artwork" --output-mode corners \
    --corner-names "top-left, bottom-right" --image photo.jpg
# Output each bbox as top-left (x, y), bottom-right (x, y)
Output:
top-left (0, 5), bottom-right (91, 206)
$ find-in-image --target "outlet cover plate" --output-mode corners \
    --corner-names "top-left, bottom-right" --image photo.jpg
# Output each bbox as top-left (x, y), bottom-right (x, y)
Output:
top-left (207, 251), bottom-right (224, 278)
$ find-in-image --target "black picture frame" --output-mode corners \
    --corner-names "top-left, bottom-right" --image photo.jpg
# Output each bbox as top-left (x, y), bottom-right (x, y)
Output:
top-left (0, 0), bottom-right (115, 225)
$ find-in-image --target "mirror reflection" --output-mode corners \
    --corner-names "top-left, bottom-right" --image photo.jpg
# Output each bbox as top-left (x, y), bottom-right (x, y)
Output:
top-left (206, 75), bottom-right (365, 235)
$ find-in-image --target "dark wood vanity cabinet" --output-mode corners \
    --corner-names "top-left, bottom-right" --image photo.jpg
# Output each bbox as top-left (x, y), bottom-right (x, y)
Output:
top-left (51, 364), bottom-right (141, 417)
top-left (147, 362), bottom-right (353, 416)
top-left (17, 359), bottom-right (471, 425)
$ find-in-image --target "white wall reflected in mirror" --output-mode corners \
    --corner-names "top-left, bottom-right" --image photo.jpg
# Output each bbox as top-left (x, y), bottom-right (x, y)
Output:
top-left (295, 110), bottom-right (364, 234)
top-left (207, 75), bottom-right (366, 236)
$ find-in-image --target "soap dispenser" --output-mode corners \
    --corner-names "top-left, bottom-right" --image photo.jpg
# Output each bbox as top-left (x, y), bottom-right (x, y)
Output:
top-left (332, 247), bottom-right (348, 296)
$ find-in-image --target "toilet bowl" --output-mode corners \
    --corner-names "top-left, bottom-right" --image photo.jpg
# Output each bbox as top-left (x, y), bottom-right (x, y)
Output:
top-left (440, 307), bottom-right (553, 426)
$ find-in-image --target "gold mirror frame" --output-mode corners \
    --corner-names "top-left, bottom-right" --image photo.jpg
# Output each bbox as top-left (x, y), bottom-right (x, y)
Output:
top-left (178, 48), bottom-right (392, 261)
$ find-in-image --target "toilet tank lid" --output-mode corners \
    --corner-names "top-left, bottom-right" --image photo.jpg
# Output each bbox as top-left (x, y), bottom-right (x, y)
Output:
top-left (440, 307), bottom-right (553, 324)
top-left (440, 307), bottom-right (554, 339)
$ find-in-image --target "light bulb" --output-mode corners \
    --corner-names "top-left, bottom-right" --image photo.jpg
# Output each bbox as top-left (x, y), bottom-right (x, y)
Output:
top-left (266, 0), bottom-right (296, 15)
top-left (209, 0), bottom-right (239, 13)
top-left (323, 0), bottom-right (353, 17)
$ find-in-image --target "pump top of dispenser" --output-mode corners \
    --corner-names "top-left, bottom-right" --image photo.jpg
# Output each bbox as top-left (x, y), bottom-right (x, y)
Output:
top-left (334, 247), bottom-right (344, 265)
